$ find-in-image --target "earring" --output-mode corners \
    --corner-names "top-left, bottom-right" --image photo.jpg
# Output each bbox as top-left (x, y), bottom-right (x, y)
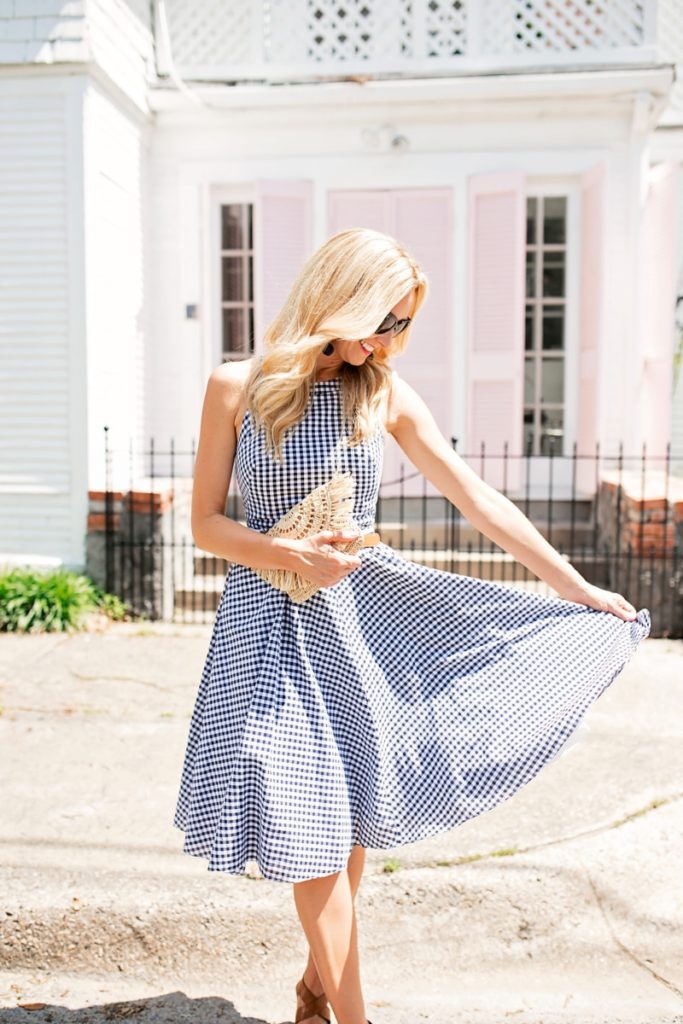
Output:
top-left (323, 341), bottom-right (334, 355)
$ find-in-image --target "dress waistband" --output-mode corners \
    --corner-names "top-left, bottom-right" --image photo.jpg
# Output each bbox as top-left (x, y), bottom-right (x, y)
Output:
top-left (360, 530), bottom-right (381, 547)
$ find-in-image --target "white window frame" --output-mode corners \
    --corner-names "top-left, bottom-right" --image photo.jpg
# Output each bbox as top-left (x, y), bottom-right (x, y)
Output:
top-left (524, 193), bottom-right (569, 457)
top-left (208, 184), bottom-right (256, 370)
top-left (522, 177), bottom-right (580, 495)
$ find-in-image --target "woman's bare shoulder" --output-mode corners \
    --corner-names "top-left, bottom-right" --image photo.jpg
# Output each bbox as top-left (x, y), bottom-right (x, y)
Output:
top-left (206, 357), bottom-right (255, 424)
top-left (208, 356), bottom-right (255, 394)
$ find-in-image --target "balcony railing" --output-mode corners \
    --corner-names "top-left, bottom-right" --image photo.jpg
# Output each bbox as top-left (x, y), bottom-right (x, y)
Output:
top-left (155, 0), bottom-right (660, 84)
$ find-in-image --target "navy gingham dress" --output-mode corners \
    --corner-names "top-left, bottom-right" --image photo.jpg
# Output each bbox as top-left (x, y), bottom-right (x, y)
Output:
top-left (173, 378), bottom-right (651, 883)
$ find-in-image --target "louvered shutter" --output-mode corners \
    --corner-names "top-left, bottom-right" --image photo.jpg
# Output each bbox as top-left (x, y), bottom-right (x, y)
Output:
top-left (638, 161), bottom-right (679, 459)
top-left (253, 180), bottom-right (314, 345)
top-left (467, 171), bottom-right (526, 492)
top-left (576, 161), bottom-right (606, 494)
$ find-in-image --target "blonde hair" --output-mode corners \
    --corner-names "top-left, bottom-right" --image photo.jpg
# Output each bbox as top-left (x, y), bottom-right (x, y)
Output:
top-left (243, 227), bottom-right (429, 462)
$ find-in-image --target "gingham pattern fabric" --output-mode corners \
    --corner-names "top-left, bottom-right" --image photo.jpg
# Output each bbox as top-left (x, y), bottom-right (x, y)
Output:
top-left (173, 379), bottom-right (651, 883)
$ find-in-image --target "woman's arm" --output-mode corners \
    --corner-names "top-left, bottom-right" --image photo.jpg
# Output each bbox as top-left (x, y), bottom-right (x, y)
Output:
top-left (387, 373), bottom-right (637, 618)
top-left (191, 366), bottom-right (360, 580)
top-left (191, 364), bottom-right (297, 571)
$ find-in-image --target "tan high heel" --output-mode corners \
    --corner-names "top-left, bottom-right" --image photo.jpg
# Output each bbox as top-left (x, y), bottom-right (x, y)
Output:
top-left (295, 975), bottom-right (331, 1024)
top-left (294, 974), bottom-right (375, 1024)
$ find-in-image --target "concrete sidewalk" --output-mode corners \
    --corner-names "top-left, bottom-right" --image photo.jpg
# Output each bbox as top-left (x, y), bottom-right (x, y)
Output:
top-left (0, 622), bottom-right (681, 1024)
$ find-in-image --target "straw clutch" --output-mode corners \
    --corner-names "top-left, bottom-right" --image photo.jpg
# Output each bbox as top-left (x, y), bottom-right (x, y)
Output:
top-left (252, 469), bottom-right (363, 604)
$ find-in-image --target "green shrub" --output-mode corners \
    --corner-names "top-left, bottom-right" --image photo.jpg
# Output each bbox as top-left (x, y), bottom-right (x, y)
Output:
top-left (0, 567), bottom-right (128, 633)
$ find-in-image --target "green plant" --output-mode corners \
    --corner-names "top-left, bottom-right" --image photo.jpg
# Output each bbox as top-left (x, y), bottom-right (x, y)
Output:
top-left (382, 857), bottom-right (402, 873)
top-left (88, 583), bottom-right (127, 621)
top-left (0, 567), bottom-right (128, 633)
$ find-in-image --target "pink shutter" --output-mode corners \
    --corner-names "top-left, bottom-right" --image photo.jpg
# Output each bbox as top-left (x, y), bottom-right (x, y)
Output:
top-left (327, 188), bottom-right (453, 499)
top-left (467, 172), bottom-right (526, 492)
top-left (576, 161), bottom-right (606, 495)
top-left (391, 190), bottom-right (454, 496)
top-left (253, 180), bottom-right (313, 346)
top-left (638, 161), bottom-right (679, 460)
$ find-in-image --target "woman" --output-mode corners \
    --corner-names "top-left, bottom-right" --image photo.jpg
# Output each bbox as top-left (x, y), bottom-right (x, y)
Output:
top-left (174, 228), bottom-right (650, 1024)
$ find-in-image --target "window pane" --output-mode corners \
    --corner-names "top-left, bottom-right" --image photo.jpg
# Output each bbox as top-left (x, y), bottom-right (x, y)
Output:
top-left (247, 204), bottom-right (253, 250)
top-left (524, 408), bottom-right (534, 454)
top-left (222, 256), bottom-right (245, 301)
top-left (542, 252), bottom-right (565, 297)
top-left (221, 205), bottom-right (244, 250)
top-left (524, 356), bottom-right (536, 404)
top-left (542, 306), bottom-right (564, 350)
top-left (526, 250), bottom-right (536, 297)
top-left (543, 196), bottom-right (566, 245)
top-left (222, 307), bottom-right (248, 355)
top-left (541, 357), bottom-right (564, 403)
top-left (525, 307), bottom-right (534, 351)
top-left (540, 408), bottom-right (564, 456)
top-left (526, 197), bottom-right (537, 244)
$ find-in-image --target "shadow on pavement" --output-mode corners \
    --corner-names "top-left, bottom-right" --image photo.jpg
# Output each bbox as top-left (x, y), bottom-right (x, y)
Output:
top-left (2, 991), bottom-right (281, 1024)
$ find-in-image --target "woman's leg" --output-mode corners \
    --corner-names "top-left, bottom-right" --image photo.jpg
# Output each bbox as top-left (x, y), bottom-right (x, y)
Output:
top-left (292, 845), bottom-right (368, 1024)
top-left (302, 844), bottom-right (366, 992)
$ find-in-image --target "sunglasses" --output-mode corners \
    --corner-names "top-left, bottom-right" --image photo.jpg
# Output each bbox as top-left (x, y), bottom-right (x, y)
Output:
top-left (374, 311), bottom-right (412, 337)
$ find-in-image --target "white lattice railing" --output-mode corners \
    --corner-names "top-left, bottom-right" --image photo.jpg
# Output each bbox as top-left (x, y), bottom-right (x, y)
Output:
top-left (155, 0), bottom-right (660, 82)
top-left (657, 0), bottom-right (683, 123)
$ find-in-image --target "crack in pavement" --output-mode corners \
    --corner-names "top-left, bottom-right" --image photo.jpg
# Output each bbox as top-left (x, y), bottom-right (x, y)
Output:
top-left (65, 668), bottom-right (177, 692)
top-left (420, 791), bottom-right (683, 870)
top-left (583, 869), bottom-right (683, 1002)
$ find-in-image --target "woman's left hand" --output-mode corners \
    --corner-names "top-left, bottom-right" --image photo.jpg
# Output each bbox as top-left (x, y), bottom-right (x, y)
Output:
top-left (555, 580), bottom-right (639, 621)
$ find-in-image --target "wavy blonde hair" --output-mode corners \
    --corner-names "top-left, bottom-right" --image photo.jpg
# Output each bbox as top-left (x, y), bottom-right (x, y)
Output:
top-left (243, 227), bottom-right (429, 462)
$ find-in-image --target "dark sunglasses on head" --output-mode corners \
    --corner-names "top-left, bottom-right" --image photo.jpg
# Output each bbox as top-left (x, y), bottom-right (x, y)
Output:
top-left (374, 311), bottom-right (412, 337)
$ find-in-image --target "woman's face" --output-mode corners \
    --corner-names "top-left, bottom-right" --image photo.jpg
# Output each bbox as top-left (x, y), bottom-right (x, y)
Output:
top-left (319, 288), bottom-right (416, 375)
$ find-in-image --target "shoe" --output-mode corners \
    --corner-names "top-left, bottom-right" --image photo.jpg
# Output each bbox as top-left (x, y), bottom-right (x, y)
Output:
top-left (295, 975), bottom-right (331, 1024)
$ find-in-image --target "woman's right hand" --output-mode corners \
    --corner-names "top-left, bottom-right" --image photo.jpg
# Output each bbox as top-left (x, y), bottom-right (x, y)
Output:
top-left (289, 529), bottom-right (363, 589)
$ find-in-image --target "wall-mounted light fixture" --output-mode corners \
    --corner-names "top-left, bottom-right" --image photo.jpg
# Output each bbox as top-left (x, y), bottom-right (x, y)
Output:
top-left (361, 121), bottom-right (410, 153)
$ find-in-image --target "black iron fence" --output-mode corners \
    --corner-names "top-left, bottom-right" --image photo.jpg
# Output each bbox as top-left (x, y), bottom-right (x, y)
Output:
top-left (90, 428), bottom-right (683, 637)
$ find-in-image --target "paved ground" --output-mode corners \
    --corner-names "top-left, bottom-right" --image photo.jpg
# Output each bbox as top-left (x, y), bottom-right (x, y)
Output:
top-left (0, 619), bottom-right (681, 1024)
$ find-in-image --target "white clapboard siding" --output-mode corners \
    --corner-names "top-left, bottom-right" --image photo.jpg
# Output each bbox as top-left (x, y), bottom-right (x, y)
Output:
top-left (0, 0), bottom-right (153, 115)
top-left (0, 87), bottom-right (82, 566)
top-left (328, 188), bottom-right (453, 500)
top-left (86, 0), bottom-right (154, 113)
top-left (83, 81), bottom-right (147, 493)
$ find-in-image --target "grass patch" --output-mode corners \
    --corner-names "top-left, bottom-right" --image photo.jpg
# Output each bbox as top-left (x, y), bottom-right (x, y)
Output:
top-left (0, 567), bottom-right (129, 633)
top-left (613, 796), bottom-right (668, 827)
top-left (454, 851), bottom-right (486, 865)
top-left (433, 851), bottom-right (487, 867)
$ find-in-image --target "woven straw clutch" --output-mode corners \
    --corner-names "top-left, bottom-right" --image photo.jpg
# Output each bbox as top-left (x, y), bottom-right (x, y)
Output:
top-left (252, 469), bottom-right (363, 604)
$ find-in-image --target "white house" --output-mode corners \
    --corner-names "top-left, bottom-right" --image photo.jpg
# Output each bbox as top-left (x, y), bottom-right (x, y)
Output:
top-left (1, 0), bottom-right (682, 572)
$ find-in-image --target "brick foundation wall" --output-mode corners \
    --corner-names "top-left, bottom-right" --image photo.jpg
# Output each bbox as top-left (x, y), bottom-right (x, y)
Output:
top-left (597, 470), bottom-right (683, 636)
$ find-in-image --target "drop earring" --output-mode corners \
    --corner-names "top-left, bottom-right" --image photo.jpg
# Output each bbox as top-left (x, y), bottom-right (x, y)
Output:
top-left (323, 341), bottom-right (334, 356)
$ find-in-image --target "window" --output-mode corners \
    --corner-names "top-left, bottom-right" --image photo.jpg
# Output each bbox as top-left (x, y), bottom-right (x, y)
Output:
top-left (524, 195), bottom-right (567, 456)
top-left (220, 203), bottom-right (255, 360)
